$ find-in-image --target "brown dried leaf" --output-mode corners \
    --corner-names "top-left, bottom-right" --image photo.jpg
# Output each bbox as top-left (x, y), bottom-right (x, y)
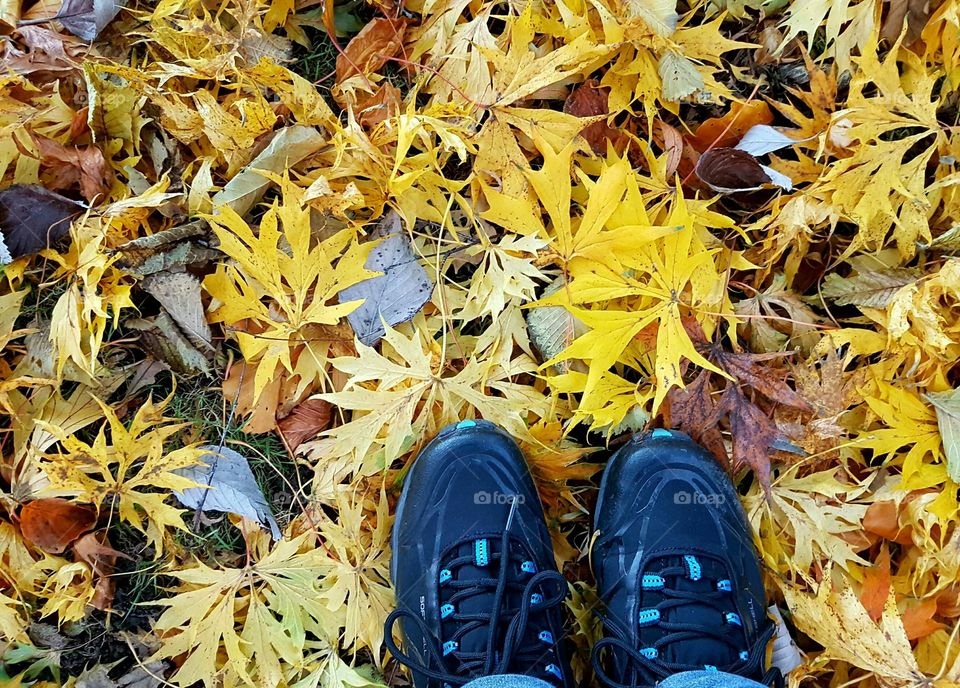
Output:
top-left (563, 79), bottom-right (624, 154)
top-left (663, 370), bottom-right (726, 462)
top-left (73, 530), bottom-right (127, 611)
top-left (278, 398), bottom-right (332, 451)
top-left (695, 147), bottom-right (771, 193)
top-left (711, 348), bottom-right (813, 411)
top-left (30, 134), bottom-right (114, 203)
top-left (720, 385), bottom-right (782, 495)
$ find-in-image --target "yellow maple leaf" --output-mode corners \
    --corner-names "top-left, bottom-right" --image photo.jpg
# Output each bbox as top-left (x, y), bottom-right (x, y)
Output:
top-left (308, 324), bottom-right (546, 474)
top-left (540, 195), bottom-right (726, 413)
top-left (153, 534), bottom-right (335, 688)
top-left (204, 175), bottom-right (377, 405)
top-left (36, 398), bottom-right (204, 555)
top-left (780, 571), bottom-right (926, 683)
top-left (313, 491), bottom-right (393, 663)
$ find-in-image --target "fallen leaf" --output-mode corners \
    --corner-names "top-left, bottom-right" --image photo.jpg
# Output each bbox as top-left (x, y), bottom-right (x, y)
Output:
top-left (690, 101), bottom-right (774, 151)
top-left (174, 445), bottom-right (282, 540)
top-left (73, 530), bottom-right (127, 610)
top-left (663, 369), bottom-right (727, 462)
top-left (925, 388), bottom-right (960, 482)
top-left (0, 185), bottom-right (82, 263)
top-left (782, 572), bottom-right (921, 681)
top-left (735, 124), bottom-right (804, 156)
top-left (20, 498), bottom-right (97, 554)
top-left (563, 79), bottom-right (622, 154)
top-left (860, 544), bottom-right (891, 621)
top-left (902, 598), bottom-right (946, 640)
top-left (658, 51), bottom-right (704, 102)
top-left (30, 134), bottom-right (114, 203)
top-left (55, 0), bottom-right (126, 39)
top-left (721, 385), bottom-right (784, 493)
top-left (335, 17), bottom-right (410, 83)
top-left (338, 213), bottom-right (433, 346)
top-left (127, 312), bottom-right (211, 377)
top-left (211, 126), bottom-right (326, 217)
top-left (695, 148), bottom-right (790, 193)
top-left (278, 398), bottom-right (332, 451)
top-left (142, 271), bottom-right (214, 353)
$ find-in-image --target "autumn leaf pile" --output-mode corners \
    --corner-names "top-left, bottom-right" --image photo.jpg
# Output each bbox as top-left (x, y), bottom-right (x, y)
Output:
top-left (1, 0), bottom-right (960, 683)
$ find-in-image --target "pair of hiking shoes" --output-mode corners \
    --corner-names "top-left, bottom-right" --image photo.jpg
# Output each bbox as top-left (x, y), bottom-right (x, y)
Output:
top-left (385, 421), bottom-right (781, 688)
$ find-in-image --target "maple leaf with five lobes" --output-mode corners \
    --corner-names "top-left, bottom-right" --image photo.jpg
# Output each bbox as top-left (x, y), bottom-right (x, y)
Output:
top-left (36, 398), bottom-right (204, 556)
top-left (540, 196), bottom-right (727, 412)
top-left (152, 534), bottom-right (336, 688)
top-left (203, 174), bottom-right (378, 404)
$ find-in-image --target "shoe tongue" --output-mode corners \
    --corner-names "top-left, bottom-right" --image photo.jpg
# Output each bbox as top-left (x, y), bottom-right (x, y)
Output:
top-left (640, 556), bottom-right (739, 668)
top-left (443, 538), bottom-right (524, 660)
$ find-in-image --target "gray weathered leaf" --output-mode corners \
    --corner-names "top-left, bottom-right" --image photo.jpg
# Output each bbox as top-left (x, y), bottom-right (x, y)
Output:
top-left (212, 125), bottom-right (325, 217)
top-left (338, 213), bottom-right (433, 346)
top-left (127, 312), bottom-right (210, 376)
top-left (142, 272), bottom-right (213, 352)
top-left (926, 389), bottom-right (960, 483)
top-left (57, 0), bottom-right (126, 40)
top-left (174, 445), bottom-right (281, 540)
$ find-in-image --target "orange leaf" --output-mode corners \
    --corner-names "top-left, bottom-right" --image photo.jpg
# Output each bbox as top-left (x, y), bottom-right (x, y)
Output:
top-left (860, 545), bottom-right (891, 622)
top-left (902, 598), bottom-right (946, 641)
top-left (335, 18), bottom-right (411, 83)
top-left (690, 101), bottom-right (773, 152)
top-left (864, 501), bottom-right (913, 544)
top-left (20, 498), bottom-right (97, 554)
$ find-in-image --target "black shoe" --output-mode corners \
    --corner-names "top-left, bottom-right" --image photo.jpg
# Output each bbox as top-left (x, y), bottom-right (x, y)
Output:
top-left (385, 420), bottom-right (573, 688)
top-left (591, 429), bottom-right (779, 687)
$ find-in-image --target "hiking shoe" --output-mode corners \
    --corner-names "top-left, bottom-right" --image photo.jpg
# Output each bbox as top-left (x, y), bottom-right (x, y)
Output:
top-left (591, 429), bottom-right (778, 687)
top-left (385, 420), bottom-right (573, 688)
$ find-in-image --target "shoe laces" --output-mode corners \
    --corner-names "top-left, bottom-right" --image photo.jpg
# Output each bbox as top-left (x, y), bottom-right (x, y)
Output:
top-left (385, 499), bottom-right (567, 686)
top-left (593, 555), bottom-right (779, 688)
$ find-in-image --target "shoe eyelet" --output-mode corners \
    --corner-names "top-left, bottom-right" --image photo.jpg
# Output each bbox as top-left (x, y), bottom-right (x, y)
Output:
top-left (683, 555), bottom-right (702, 581)
top-left (439, 569), bottom-right (452, 585)
top-left (474, 539), bottom-right (489, 566)
top-left (442, 640), bottom-right (458, 656)
top-left (521, 560), bottom-right (537, 574)
top-left (539, 630), bottom-right (554, 644)
top-left (440, 603), bottom-right (455, 619)
top-left (725, 612), bottom-right (743, 626)
top-left (545, 663), bottom-right (563, 680)
top-left (717, 579), bottom-right (732, 592)
top-left (530, 592), bottom-right (544, 605)
top-left (638, 608), bottom-right (661, 626)
top-left (739, 650), bottom-right (749, 661)
top-left (641, 574), bottom-right (664, 589)
top-left (704, 665), bottom-right (718, 672)
top-left (640, 647), bottom-right (658, 659)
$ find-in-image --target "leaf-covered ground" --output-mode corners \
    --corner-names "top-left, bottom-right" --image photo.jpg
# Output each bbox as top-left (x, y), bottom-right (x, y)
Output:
top-left (1, 0), bottom-right (959, 684)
